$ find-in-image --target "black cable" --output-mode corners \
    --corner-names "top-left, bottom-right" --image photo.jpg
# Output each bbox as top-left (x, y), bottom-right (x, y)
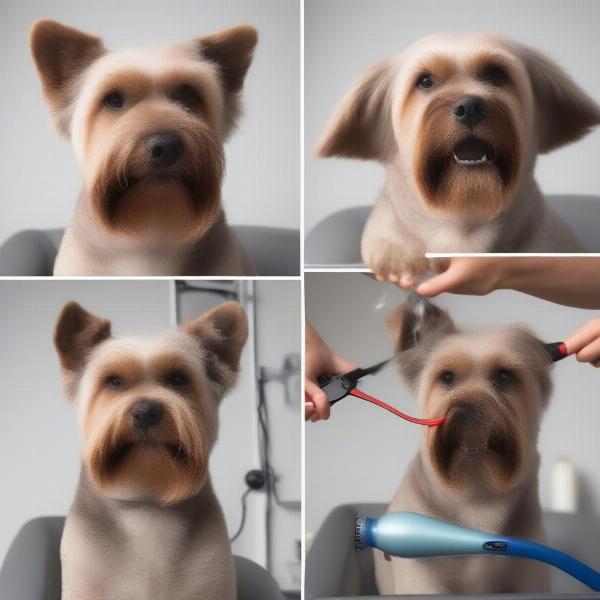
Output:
top-left (230, 487), bottom-right (252, 543)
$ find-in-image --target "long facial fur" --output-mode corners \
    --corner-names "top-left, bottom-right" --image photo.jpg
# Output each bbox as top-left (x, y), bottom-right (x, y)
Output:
top-left (318, 33), bottom-right (600, 221)
top-left (387, 299), bottom-right (552, 496)
top-left (54, 301), bottom-right (247, 506)
top-left (30, 20), bottom-right (257, 244)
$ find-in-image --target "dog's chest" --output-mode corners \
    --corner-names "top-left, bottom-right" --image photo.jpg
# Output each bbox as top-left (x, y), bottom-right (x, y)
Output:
top-left (61, 508), bottom-right (235, 600)
top-left (420, 218), bottom-right (499, 252)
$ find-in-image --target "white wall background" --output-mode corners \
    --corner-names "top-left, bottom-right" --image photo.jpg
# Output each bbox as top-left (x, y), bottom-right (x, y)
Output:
top-left (305, 0), bottom-right (600, 235)
top-left (305, 273), bottom-right (600, 537)
top-left (0, 0), bottom-right (299, 244)
top-left (0, 279), bottom-right (301, 593)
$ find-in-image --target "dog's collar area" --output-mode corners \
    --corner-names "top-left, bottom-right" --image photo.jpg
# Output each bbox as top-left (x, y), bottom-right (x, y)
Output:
top-left (452, 136), bottom-right (496, 165)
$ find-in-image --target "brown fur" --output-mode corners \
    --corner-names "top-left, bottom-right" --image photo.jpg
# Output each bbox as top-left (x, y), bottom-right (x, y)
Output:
top-left (54, 301), bottom-right (247, 600)
top-left (53, 300), bottom-right (247, 505)
top-left (30, 20), bottom-right (105, 133)
top-left (30, 20), bottom-right (257, 275)
top-left (375, 296), bottom-right (553, 594)
top-left (317, 34), bottom-right (600, 275)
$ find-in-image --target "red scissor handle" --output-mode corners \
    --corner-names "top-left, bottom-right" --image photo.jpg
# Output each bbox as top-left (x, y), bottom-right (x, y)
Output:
top-left (349, 388), bottom-right (446, 427)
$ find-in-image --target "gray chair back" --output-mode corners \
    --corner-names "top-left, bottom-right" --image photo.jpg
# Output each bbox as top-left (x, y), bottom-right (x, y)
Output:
top-left (0, 517), bottom-right (284, 600)
top-left (0, 226), bottom-right (300, 276)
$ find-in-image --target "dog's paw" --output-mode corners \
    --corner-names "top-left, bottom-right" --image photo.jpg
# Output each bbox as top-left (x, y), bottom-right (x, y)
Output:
top-left (363, 240), bottom-right (428, 287)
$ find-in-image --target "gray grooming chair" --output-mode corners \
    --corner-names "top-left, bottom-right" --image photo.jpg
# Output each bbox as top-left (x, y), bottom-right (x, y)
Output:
top-left (0, 225), bottom-right (300, 276)
top-left (305, 195), bottom-right (600, 267)
top-left (0, 516), bottom-right (284, 600)
top-left (306, 503), bottom-right (600, 600)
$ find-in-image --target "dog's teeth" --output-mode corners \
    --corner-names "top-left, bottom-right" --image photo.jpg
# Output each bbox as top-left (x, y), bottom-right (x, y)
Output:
top-left (453, 153), bottom-right (488, 165)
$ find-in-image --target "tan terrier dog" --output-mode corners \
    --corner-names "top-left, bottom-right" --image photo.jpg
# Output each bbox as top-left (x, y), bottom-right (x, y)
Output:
top-left (317, 35), bottom-right (600, 282)
top-left (375, 297), bottom-right (553, 594)
top-left (31, 20), bottom-right (257, 275)
top-left (54, 300), bottom-right (247, 599)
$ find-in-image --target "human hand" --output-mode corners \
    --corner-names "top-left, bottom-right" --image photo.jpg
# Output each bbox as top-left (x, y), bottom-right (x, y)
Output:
top-left (416, 257), bottom-right (506, 297)
top-left (305, 322), bottom-right (356, 421)
top-left (564, 318), bottom-right (600, 367)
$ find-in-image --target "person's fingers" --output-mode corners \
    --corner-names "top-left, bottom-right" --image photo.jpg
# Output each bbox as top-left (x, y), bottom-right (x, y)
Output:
top-left (564, 318), bottom-right (600, 354)
top-left (304, 402), bottom-right (315, 421)
top-left (305, 379), bottom-right (330, 420)
top-left (416, 263), bottom-right (462, 297)
top-left (592, 359), bottom-right (600, 368)
top-left (575, 336), bottom-right (600, 364)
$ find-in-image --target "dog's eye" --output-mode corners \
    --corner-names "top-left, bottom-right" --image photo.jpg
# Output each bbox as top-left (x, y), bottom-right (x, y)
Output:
top-left (491, 368), bottom-right (516, 389)
top-left (103, 91), bottom-right (125, 110)
top-left (479, 64), bottom-right (509, 87)
top-left (439, 370), bottom-right (456, 386)
top-left (416, 73), bottom-right (435, 90)
top-left (166, 370), bottom-right (190, 389)
top-left (105, 374), bottom-right (123, 389)
top-left (171, 85), bottom-right (203, 113)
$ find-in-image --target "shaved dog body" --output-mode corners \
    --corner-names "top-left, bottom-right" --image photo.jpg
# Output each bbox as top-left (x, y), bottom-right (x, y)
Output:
top-left (53, 301), bottom-right (248, 600)
top-left (30, 20), bottom-right (257, 275)
top-left (318, 34), bottom-right (599, 280)
top-left (374, 298), bottom-right (553, 594)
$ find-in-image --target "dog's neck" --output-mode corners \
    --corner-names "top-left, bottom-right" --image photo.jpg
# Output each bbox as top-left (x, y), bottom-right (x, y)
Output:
top-left (409, 450), bottom-right (543, 535)
top-left (381, 160), bottom-right (544, 252)
top-left (57, 190), bottom-right (228, 275)
top-left (73, 465), bottom-right (222, 530)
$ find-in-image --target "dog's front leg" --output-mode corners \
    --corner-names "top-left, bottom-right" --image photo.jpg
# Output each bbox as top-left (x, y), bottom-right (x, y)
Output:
top-left (361, 201), bottom-right (428, 284)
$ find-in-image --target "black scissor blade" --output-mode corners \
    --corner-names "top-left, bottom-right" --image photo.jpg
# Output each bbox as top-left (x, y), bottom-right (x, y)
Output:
top-left (343, 357), bottom-right (393, 384)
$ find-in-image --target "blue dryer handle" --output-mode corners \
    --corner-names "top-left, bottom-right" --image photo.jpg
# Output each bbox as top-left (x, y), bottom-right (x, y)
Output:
top-left (355, 511), bottom-right (600, 591)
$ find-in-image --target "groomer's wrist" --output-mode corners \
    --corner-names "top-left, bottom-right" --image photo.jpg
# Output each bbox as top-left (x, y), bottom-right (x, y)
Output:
top-left (493, 257), bottom-right (536, 293)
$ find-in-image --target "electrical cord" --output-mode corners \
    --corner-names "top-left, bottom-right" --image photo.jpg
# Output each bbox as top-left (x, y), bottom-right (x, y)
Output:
top-left (230, 487), bottom-right (252, 543)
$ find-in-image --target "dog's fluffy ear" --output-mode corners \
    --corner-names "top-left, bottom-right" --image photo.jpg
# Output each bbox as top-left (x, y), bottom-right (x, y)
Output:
top-left (30, 19), bottom-right (105, 135)
top-left (54, 301), bottom-right (111, 375)
top-left (196, 25), bottom-right (257, 137)
top-left (315, 59), bottom-right (397, 161)
top-left (385, 296), bottom-right (455, 383)
top-left (184, 301), bottom-right (248, 392)
top-left (515, 43), bottom-right (600, 153)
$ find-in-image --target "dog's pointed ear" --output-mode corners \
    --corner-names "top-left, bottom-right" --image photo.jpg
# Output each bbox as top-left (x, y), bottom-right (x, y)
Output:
top-left (315, 58), bottom-right (397, 161)
top-left (30, 19), bottom-right (105, 135)
top-left (184, 301), bottom-right (248, 391)
top-left (196, 25), bottom-right (257, 137)
top-left (515, 43), bottom-right (600, 153)
top-left (54, 301), bottom-right (111, 375)
top-left (385, 296), bottom-right (455, 384)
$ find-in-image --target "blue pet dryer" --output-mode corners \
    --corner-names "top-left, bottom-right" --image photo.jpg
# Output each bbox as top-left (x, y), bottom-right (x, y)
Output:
top-left (355, 511), bottom-right (600, 591)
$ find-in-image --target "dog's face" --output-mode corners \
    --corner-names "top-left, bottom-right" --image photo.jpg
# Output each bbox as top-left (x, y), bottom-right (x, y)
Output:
top-left (387, 298), bottom-right (552, 495)
top-left (54, 300), bottom-right (247, 505)
top-left (318, 34), bottom-right (600, 220)
top-left (30, 20), bottom-right (257, 242)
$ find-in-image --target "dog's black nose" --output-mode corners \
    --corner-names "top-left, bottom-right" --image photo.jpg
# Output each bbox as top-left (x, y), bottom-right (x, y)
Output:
top-left (452, 96), bottom-right (486, 128)
top-left (131, 400), bottom-right (164, 430)
top-left (147, 133), bottom-right (183, 168)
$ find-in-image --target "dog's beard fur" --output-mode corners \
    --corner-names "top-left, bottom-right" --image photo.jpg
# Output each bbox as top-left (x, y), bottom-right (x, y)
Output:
top-left (88, 109), bottom-right (224, 244)
top-left (413, 95), bottom-right (521, 220)
top-left (85, 394), bottom-right (209, 505)
top-left (426, 393), bottom-right (524, 495)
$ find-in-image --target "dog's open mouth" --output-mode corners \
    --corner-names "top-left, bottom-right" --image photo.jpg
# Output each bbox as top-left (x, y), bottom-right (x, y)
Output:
top-left (452, 136), bottom-right (496, 165)
top-left (107, 441), bottom-right (187, 470)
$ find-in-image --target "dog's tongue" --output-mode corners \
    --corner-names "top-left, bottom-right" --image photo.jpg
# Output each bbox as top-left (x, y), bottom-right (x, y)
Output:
top-left (453, 137), bottom-right (491, 162)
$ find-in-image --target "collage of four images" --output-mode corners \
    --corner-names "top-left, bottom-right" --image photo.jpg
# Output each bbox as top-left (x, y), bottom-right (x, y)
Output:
top-left (1, 1), bottom-right (600, 599)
